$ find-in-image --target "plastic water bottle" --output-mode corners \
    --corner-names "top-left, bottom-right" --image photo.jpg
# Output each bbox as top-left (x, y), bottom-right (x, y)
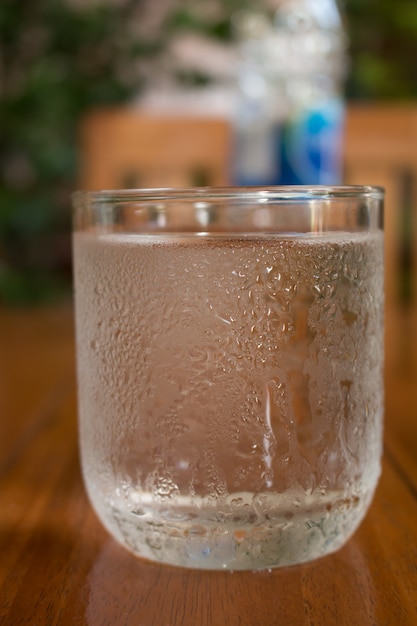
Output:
top-left (232, 0), bottom-right (347, 186)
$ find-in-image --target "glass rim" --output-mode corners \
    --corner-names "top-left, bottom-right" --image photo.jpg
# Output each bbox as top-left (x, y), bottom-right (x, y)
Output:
top-left (73, 185), bottom-right (384, 205)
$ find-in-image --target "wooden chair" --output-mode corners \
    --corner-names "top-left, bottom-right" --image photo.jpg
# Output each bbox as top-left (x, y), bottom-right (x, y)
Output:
top-left (78, 104), bottom-right (417, 330)
top-left (78, 108), bottom-right (231, 190)
top-left (344, 105), bottom-right (417, 309)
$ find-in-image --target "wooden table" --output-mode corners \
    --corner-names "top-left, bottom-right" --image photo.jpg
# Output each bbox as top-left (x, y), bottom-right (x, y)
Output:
top-left (1, 302), bottom-right (416, 625)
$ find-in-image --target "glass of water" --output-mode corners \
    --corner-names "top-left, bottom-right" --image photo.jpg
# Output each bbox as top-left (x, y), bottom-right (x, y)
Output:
top-left (73, 186), bottom-right (384, 570)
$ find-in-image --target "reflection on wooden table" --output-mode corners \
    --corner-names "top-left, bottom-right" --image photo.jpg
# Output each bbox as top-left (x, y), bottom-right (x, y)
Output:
top-left (0, 295), bottom-right (416, 625)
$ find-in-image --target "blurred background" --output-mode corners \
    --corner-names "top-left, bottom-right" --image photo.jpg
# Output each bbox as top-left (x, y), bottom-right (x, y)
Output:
top-left (0, 0), bottom-right (416, 305)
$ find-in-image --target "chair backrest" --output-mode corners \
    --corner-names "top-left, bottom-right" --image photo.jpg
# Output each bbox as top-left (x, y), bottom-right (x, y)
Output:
top-left (78, 108), bottom-right (231, 190)
top-left (344, 105), bottom-right (417, 309)
top-left (79, 105), bottom-right (416, 319)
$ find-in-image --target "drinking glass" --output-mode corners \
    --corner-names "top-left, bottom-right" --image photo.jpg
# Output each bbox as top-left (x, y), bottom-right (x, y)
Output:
top-left (72, 186), bottom-right (384, 570)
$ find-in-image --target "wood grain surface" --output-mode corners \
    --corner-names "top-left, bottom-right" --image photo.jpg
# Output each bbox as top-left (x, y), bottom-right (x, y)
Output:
top-left (1, 302), bottom-right (416, 626)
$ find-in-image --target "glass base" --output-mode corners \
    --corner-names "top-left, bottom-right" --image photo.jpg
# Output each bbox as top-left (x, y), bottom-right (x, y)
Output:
top-left (92, 488), bottom-right (375, 570)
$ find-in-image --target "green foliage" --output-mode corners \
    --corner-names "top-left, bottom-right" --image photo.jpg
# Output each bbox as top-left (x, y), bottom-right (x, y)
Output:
top-left (345, 0), bottom-right (417, 100)
top-left (164, 7), bottom-right (235, 42)
top-left (1, 0), bottom-right (416, 304)
top-left (0, 0), bottom-right (149, 304)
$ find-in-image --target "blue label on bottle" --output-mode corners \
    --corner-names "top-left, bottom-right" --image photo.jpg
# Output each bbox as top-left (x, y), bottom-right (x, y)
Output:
top-left (276, 99), bottom-right (344, 186)
top-left (232, 99), bottom-right (344, 187)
